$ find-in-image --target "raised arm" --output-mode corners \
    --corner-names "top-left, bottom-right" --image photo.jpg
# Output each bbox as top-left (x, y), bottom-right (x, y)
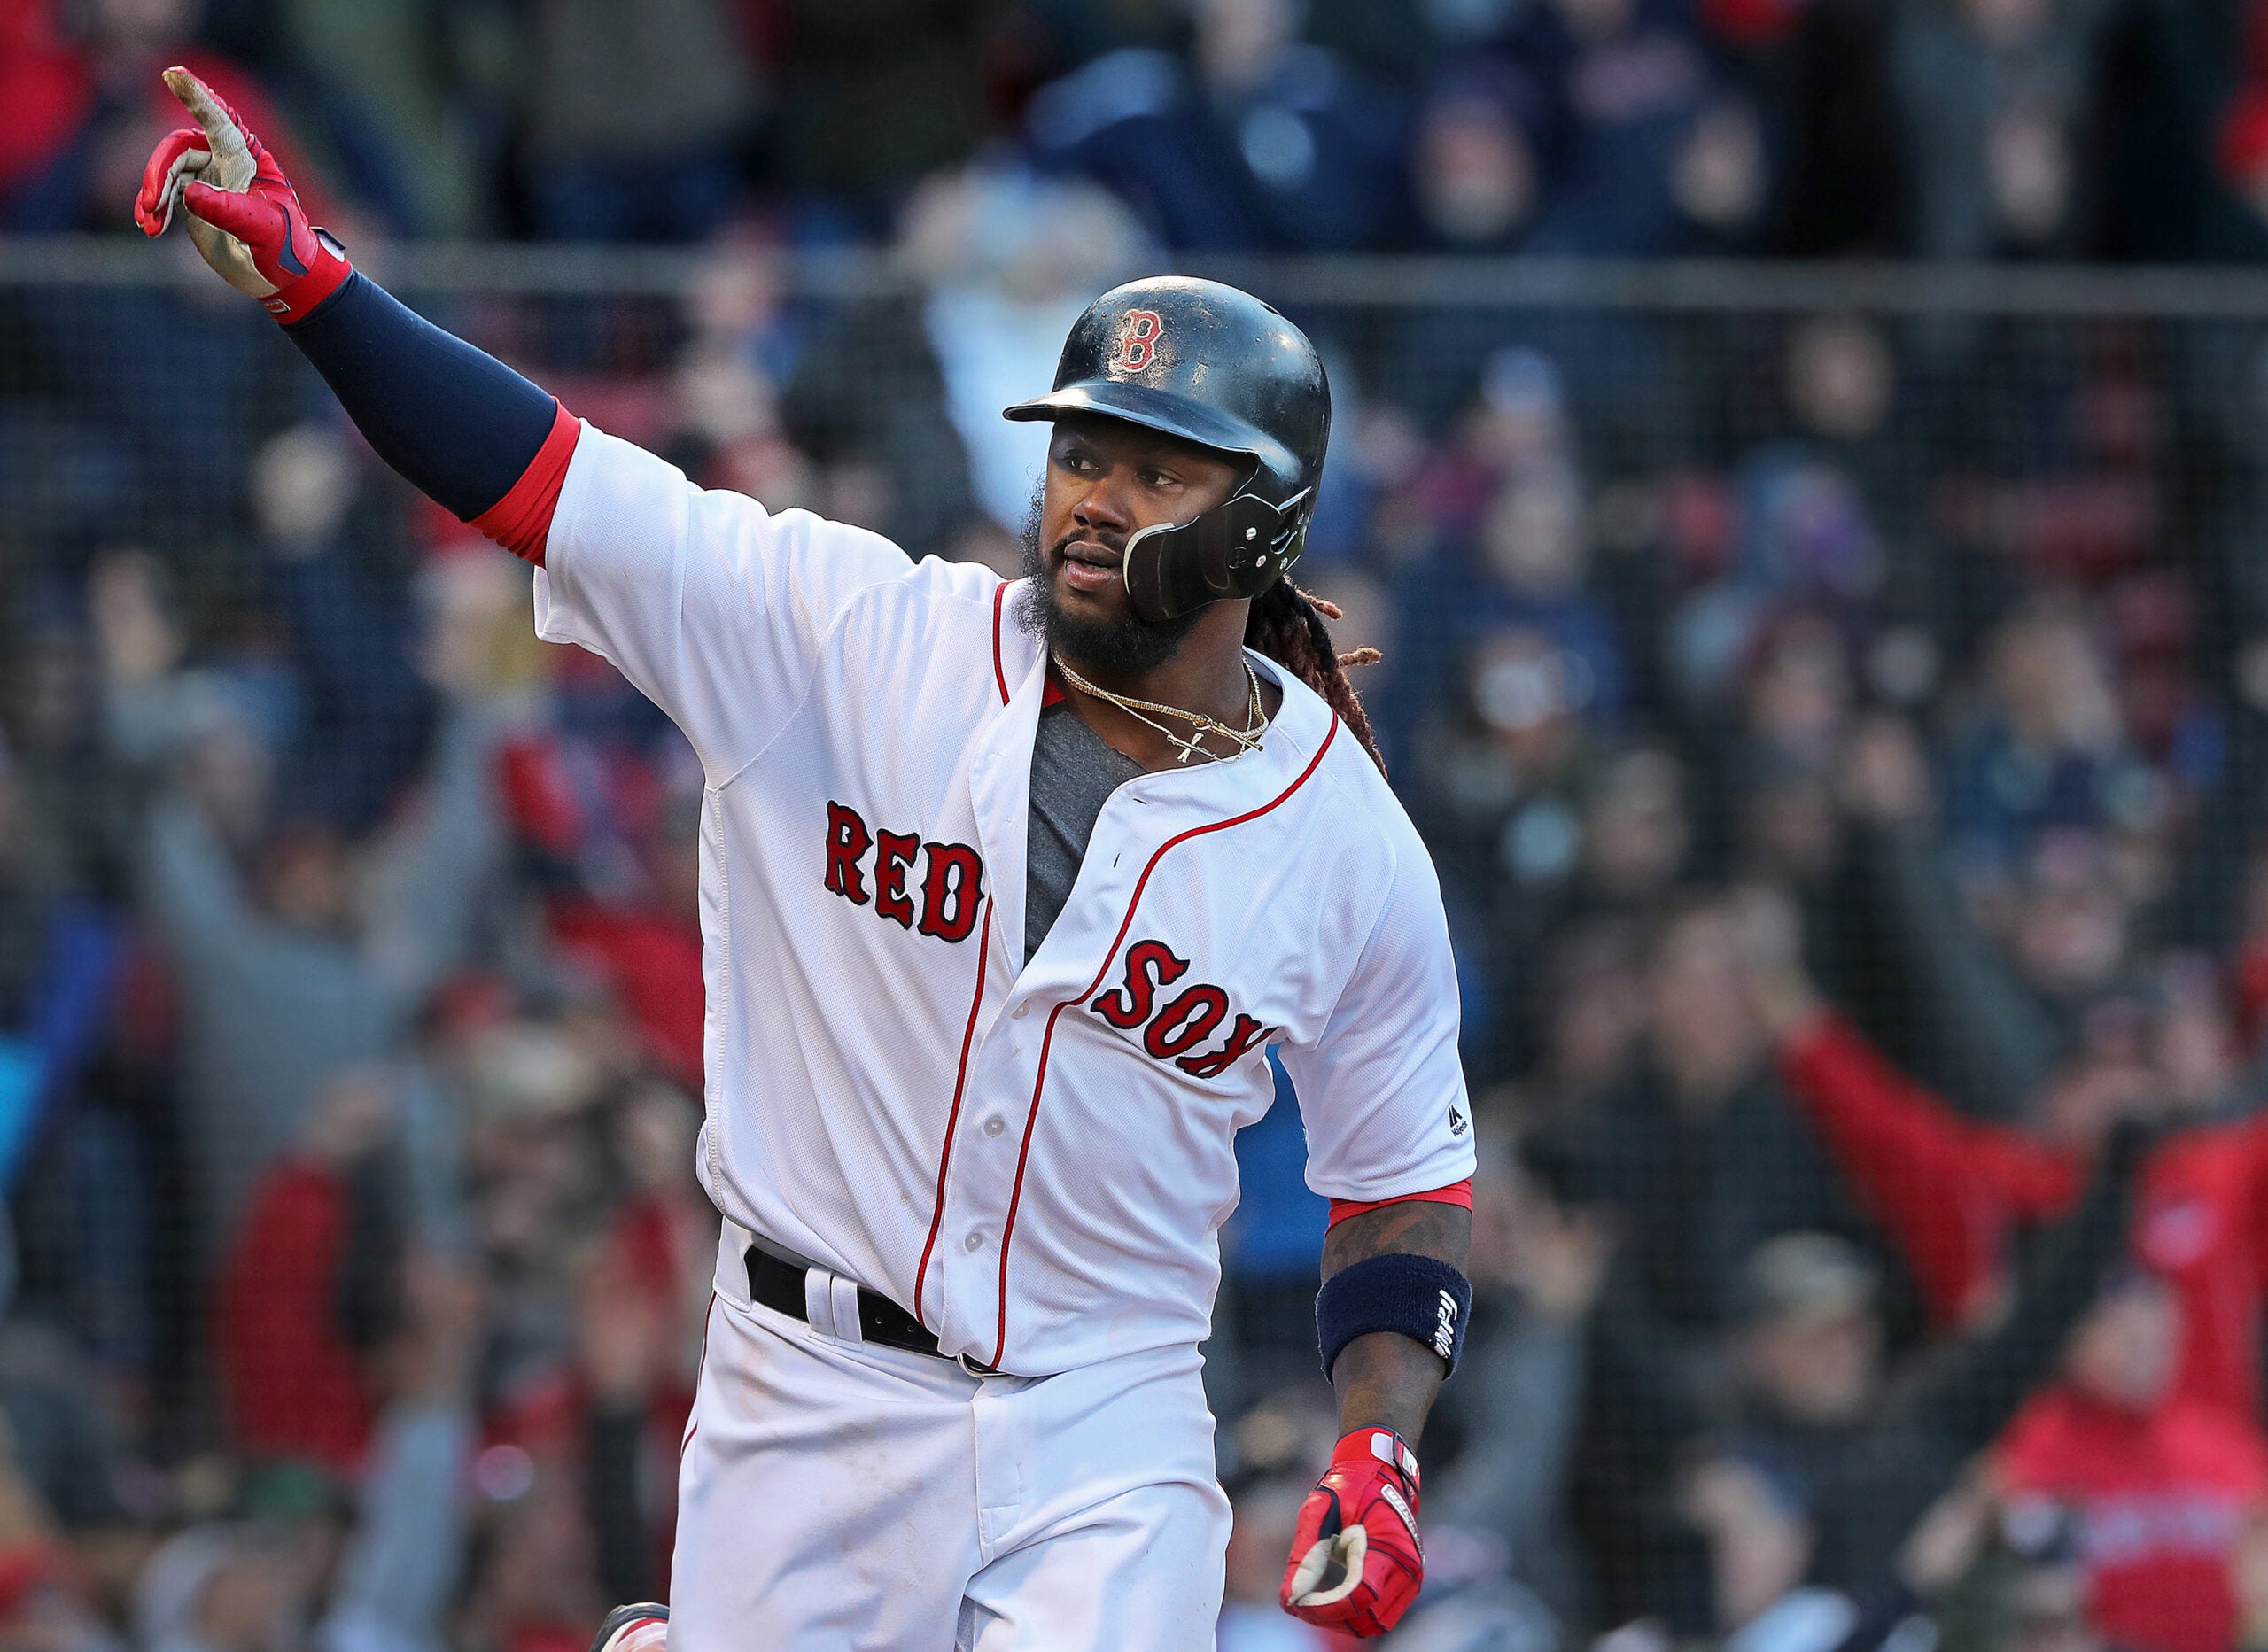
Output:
top-left (1741, 895), bottom-right (2082, 1330)
top-left (136, 68), bottom-right (916, 781)
top-left (136, 68), bottom-right (573, 556)
top-left (1777, 1008), bottom-right (2082, 1329)
top-left (1900, 1119), bottom-right (2150, 1461)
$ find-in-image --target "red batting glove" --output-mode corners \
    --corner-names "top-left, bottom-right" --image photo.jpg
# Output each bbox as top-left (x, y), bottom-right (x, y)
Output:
top-left (133, 66), bottom-right (351, 323)
top-left (1280, 1426), bottom-right (1425, 1638)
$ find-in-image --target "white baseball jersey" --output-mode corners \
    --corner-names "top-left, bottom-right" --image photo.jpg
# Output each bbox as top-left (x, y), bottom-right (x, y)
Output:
top-left (532, 423), bottom-right (1474, 1375)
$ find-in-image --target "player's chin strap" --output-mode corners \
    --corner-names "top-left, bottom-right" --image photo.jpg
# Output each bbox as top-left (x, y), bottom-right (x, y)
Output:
top-left (1122, 487), bottom-right (1313, 624)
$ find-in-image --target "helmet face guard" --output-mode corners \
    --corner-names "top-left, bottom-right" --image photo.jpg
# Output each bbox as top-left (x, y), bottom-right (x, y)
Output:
top-left (1122, 487), bottom-right (1314, 623)
top-left (1005, 276), bottom-right (1331, 624)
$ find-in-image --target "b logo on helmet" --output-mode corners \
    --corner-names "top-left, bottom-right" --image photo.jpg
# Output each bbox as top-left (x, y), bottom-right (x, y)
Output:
top-left (1111, 310), bottom-right (1164, 373)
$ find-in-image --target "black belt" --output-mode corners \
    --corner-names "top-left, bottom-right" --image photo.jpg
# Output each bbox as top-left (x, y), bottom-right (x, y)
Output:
top-left (742, 1240), bottom-right (999, 1373)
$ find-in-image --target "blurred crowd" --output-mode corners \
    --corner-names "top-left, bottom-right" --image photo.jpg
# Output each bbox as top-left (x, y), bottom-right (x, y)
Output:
top-left (11, 0), bottom-right (2268, 260)
top-left (12, 5), bottom-right (2268, 1652)
top-left (1201, 274), bottom-right (2268, 1647)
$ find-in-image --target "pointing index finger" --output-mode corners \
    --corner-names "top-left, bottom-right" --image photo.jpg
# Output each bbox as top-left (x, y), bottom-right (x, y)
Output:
top-left (160, 66), bottom-right (253, 180)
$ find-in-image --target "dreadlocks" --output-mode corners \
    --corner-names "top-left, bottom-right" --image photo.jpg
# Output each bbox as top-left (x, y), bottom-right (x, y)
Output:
top-left (1245, 578), bottom-right (1386, 773)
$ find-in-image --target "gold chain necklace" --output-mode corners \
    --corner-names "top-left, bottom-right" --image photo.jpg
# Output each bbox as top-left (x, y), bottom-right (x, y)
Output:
top-left (1052, 655), bottom-right (1269, 765)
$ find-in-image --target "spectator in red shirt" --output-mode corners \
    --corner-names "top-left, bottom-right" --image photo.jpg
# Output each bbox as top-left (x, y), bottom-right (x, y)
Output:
top-left (1744, 896), bottom-right (2268, 1421)
top-left (1679, 1112), bottom-right (2142, 1626)
top-left (211, 1067), bottom-right (399, 1470)
top-left (0, 0), bottom-right (91, 213)
top-left (495, 670), bottom-right (705, 1093)
top-left (1997, 1270), bottom-right (2268, 1652)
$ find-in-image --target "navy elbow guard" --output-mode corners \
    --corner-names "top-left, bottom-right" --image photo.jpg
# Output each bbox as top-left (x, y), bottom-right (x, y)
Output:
top-left (1317, 1253), bottom-right (1472, 1380)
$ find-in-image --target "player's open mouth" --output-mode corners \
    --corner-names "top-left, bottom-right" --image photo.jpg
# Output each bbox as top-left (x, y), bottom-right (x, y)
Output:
top-left (1058, 540), bottom-right (1121, 593)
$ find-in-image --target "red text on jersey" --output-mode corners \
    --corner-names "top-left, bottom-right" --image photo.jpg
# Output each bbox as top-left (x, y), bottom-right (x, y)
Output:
top-left (1090, 936), bottom-right (1273, 1079)
top-left (823, 801), bottom-right (984, 942)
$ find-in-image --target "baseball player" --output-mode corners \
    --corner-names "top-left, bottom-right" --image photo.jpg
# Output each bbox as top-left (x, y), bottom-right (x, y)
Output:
top-left (137, 69), bottom-right (1476, 1649)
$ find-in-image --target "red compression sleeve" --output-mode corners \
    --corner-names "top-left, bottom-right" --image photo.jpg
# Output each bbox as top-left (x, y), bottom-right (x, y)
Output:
top-left (471, 401), bottom-right (581, 564)
top-left (1327, 1180), bottom-right (1473, 1228)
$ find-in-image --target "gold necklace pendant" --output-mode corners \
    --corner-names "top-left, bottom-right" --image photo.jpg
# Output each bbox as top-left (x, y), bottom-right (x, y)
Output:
top-left (1052, 654), bottom-right (1270, 766)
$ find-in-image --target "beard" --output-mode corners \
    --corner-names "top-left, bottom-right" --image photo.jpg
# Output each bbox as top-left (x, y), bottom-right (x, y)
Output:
top-left (1012, 485), bottom-right (1204, 677)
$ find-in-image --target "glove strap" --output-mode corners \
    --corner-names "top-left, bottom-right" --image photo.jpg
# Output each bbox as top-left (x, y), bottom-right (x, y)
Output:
top-left (1332, 1426), bottom-right (1421, 1499)
top-left (265, 229), bottom-right (353, 324)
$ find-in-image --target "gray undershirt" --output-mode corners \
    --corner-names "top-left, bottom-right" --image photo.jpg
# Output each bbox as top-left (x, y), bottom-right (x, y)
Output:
top-left (1026, 702), bottom-right (1146, 959)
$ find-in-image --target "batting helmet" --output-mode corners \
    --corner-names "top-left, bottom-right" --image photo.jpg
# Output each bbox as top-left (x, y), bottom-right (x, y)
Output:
top-left (1004, 275), bottom-right (1331, 623)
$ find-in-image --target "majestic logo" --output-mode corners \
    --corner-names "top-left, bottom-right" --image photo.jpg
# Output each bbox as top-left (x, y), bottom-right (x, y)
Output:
top-left (1448, 1104), bottom-right (1467, 1136)
top-left (1433, 1289), bottom-right (1458, 1360)
top-left (821, 801), bottom-right (984, 942)
top-left (1090, 937), bottom-right (1273, 1079)
top-left (1110, 309), bottom-right (1164, 374)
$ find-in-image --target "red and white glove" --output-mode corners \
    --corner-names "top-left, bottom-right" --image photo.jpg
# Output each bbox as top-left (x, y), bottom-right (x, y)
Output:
top-left (1280, 1426), bottom-right (1426, 1638)
top-left (132, 66), bottom-right (352, 323)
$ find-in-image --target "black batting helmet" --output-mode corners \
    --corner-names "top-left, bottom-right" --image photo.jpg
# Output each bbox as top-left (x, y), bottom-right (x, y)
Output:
top-left (1004, 275), bottom-right (1331, 623)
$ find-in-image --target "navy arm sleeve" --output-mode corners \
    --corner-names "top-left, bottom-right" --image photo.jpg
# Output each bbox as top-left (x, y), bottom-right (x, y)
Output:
top-left (284, 274), bottom-right (558, 522)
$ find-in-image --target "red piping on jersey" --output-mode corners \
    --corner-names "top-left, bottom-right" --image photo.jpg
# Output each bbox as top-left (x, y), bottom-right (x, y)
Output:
top-left (990, 716), bottom-right (1342, 1368)
top-left (991, 583), bottom-right (1012, 704)
top-left (1327, 1180), bottom-right (1473, 1227)
top-left (472, 400), bottom-right (580, 564)
top-left (995, 582), bottom-right (1067, 707)
top-left (913, 896), bottom-right (993, 1326)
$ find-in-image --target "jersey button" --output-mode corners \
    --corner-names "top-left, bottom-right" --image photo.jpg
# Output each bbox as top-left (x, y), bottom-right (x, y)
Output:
top-left (964, 1230), bottom-right (983, 1253)
top-left (983, 1115), bottom-right (1006, 1137)
top-left (1013, 1003), bottom-right (1030, 1019)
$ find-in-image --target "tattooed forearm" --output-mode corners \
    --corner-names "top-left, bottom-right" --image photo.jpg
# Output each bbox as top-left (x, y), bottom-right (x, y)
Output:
top-left (1323, 1200), bottom-right (1472, 1443)
top-left (1322, 1198), bottom-right (1471, 1277)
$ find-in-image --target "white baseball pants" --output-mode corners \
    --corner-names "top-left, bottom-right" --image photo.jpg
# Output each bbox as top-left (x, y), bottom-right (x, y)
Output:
top-left (667, 1222), bottom-right (1231, 1650)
